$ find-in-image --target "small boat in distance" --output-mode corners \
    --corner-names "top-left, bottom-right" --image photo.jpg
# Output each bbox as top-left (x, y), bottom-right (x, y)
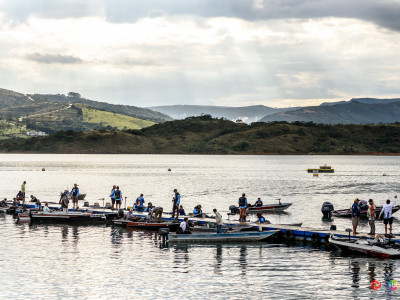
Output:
top-left (307, 164), bottom-right (334, 173)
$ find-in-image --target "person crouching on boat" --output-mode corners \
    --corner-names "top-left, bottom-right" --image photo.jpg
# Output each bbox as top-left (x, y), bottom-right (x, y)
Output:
top-left (379, 195), bottom-right (397, 235)
top-left (177, 217), bottom-right (191, 234)
top-left (193, 205), bottom-right (202, 217)
top-left (238, 193), bottom-right (247, 223)
top-left (255, 198), bottom-right (263, 207)
top-left (178, 205), bottom-right (185, 216)
top-left (151, 206), bottom-right (163, 223)
top-left (71, 183), bottom-right (79, 210)
top-left (352, 198), bottom-right (361, 234)
top-left (213, 209), bottom-right (223, 234)
top-left (256, 213), bottom-right (270, 224)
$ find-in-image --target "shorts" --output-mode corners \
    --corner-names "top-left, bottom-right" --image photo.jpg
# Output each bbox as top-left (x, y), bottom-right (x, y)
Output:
top-left (115, 199), bottom-right (121, 204)
top-left (72, 196), bottom-right (78, 204)
top-left (352, 217), bottom-right (359, 227)
top-left (137, 207), bottom-right (144, 212)
top-left (111, 198), bottom-right (115, 205)
top-left (384, 217), bottom-right (393, 225)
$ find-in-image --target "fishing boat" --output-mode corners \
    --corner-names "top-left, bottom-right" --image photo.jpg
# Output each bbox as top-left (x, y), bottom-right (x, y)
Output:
top-left (167, 230), bottom-right (279, 243)
top-left (307, 164), bottom-right (334, 173)
top-left (332, 200), bottom-right (400, 218)
top-left (112, 219), bottom-right (180, 231)
top-left (229, 199), bottom-right (292, 215)
top-left (329, 234), bottom-right (400, 259)
top-left (28, 211), bottom-right (111, 224)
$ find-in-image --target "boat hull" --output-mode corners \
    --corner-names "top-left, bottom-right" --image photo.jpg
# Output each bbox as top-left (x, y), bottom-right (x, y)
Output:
top-left (333, 205), bottom-right (400, 218)
top-left (329, 236), bottom-right (400, 259)
top-left (168, 230), bottom-right (278, 243)
top-left (30, 212), bottom-right (109, 224)
top-left (248, 203), bottom-right (292, 213)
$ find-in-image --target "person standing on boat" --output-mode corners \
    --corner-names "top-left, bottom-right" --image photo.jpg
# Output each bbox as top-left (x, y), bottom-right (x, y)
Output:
top-left (213, 208), bottom-right (223, 234)
top-left (367, 199), bottom-right (376, 235)
top-left (114, 186), bottom-right (122, 210)
top-left (136, 194), bottom-right (145, 212)
top-left (110, 185), bottom-right (116, 210)
top-left (255, 198), bottom-right (263, 207)
top-left (238, 193), bottom-right (247, 223)
top-left (61, 194), bottom-right (69, 213)
top-left (351, 198), bottom-right (361, 234)
top-left (21, 181), bottom-right (26, 201)
top-left (71, 184), bottom-right (79, 210)
top-left (379, 195), bottom-right (397, 235)
top-left (172, 189), bottom-right (180, 219)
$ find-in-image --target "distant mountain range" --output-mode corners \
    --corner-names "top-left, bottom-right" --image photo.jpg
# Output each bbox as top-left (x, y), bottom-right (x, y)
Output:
top-left (261, 98), bottom-right (400, 124)
top-left (148, 104), bottom-right (298, 123)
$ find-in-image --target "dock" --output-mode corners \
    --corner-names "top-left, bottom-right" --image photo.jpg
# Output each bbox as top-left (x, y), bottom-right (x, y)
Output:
top-left (128, 211), bottom-right (400, 244)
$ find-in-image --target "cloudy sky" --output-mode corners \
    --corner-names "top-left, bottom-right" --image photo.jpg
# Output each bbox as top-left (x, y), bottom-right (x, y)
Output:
top-left (0, 0), bottom-right (399, 108)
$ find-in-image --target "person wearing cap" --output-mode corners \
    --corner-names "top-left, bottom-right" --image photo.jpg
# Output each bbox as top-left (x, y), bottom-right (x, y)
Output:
top-left (71, 183), bottom-right (80, 210)
top-left (255, 198), bottom-right (263, 207)
top-left (193, 205), bottom-right (202, 217)
top-left (172, 189), bottom-right (180, 219)
top-left (379, 195), bottom-right (398, 235)
top-left (367, 199), bottom-right (376, 235)
top-left (352, 198), bottom-right (361, 234)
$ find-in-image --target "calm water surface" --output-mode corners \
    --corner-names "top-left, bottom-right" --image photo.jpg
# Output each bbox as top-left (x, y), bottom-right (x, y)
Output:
top-left (1, 154), bottom-right (400, 299)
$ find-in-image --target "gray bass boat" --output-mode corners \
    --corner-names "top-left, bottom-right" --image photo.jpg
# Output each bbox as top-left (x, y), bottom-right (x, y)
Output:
top-left (167, 230), bottom-right (279, 243)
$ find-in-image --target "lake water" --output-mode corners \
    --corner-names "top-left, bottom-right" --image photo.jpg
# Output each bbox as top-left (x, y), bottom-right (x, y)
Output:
top-left (1, 154), bottom-right (400, 299)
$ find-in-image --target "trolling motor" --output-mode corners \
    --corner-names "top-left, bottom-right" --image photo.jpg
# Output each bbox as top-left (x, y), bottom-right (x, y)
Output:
top-left (321, 202), bottom-right (334, 219)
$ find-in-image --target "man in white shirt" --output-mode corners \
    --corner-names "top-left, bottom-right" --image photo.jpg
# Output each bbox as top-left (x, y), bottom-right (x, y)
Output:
top-left (213, 208), bottom-right (223, 234)
top-left (179, 217), bottom-right (191, 234)
top-left (43, 202), bottom-right (51, 213)
top-left (379, 195), bottom-right (397, 235)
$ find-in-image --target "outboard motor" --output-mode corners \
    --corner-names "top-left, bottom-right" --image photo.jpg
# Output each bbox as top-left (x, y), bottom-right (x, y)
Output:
top-left (118, 208), bottom-right (124, 219)
top-left (83, 201), bottom-right (90, 207)
top-left (321, 202), bottom-right (334, 219)
top-left (229, 205), bottom-right (239, 215)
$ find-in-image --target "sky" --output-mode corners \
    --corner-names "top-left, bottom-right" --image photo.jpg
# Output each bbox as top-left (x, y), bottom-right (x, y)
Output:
top-left (0, 0), bottom-right (399, 108)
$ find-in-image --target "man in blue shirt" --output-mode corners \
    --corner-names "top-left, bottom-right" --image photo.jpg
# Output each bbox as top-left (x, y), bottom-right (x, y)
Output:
top-left (172, 189), bottom-right (180, 219)
top-left (238, 193), bottom-right (247, 223)
top-left (352, 198), bottom-right (361, 234)
top-left (110, 185), bottom-right (116, 210)
top-left (71, 183), bottom-right (80, 210)
top-left (136, 194), bottom-right (145, 212)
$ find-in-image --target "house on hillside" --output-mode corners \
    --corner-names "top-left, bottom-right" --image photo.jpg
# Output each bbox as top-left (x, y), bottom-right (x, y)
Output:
top-left (26, 131), bottom-right (48, 136)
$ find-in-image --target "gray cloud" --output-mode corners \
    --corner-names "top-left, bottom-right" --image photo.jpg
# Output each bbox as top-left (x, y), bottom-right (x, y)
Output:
top-left (104, 0), bottom-right (400, 32)
top-left (2, 0), bottom-right (400, 32)
top-left (26, 53), bottom-right (83, 64)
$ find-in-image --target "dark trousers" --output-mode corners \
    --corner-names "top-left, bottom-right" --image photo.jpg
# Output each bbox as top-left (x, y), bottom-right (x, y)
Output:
top-left (172, 204), bottom-right (179, 218)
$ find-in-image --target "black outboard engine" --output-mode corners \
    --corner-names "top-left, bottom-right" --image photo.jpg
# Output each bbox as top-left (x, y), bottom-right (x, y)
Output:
top-left (321, 202), bottom-right (334, 219)
top-left (118, 208), bottom-right (125, 219)
top-left (229, 205), bottom-right (239, 214)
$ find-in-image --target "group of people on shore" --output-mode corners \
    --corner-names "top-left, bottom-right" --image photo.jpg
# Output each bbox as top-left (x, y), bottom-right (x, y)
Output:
top-left (352, 196), bottom-right (397, 235)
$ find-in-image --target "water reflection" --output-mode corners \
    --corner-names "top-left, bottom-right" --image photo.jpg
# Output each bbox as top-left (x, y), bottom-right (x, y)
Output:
top-left (173, 245), bottom-right (189, 273)
top-left (239, 245), bottom-right (247, 276)
top-left (214, 244), bottom-right (222, 275)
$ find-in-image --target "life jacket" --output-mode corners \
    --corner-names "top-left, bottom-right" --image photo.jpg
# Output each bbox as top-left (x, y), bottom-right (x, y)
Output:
top-left (114, 190), bottom-right (121, 199)
top-left (367, 204), bottom-right (376, 218)
top-left (72, 187), bottom-right (78, 196)
top-left (259, 216), bottom-right (265, 223)
top-left (239, 197), bottom-right (246, 207)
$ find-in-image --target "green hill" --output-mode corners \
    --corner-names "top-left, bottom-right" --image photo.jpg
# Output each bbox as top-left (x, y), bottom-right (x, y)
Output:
top-left (1, 116), bottom-right (399, 154)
